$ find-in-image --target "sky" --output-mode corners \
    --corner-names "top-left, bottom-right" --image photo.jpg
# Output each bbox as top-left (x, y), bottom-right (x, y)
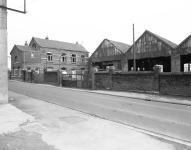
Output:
top-left (7, 0), bottom-right (191, 68)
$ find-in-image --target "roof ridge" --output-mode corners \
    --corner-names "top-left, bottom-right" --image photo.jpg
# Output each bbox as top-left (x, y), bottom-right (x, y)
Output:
top-left (33, 37), bottom-right (84, 46)
top-left (108, 39), bottom-right (131, 46)
top-left (146, 30), bottom-right (177, 48)
top-left (32, 37), bottom-right (88, 52)
top-left (177, 34), bottom-right (191, 48)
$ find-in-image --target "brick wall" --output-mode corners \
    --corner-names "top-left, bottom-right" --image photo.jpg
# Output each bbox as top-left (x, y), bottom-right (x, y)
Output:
top-left (94, 71), bottom-right (191, 97)
top-left (95, 72), bottom-right (159, 92)
top-left (159, 73), bottom-right (191, 96)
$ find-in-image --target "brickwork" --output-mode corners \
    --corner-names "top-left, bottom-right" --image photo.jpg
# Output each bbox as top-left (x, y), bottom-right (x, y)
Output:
top-left (94, 72), bottom-right (191, 97)
top-left (159, 73), bottom-right (191, 96)
top-left (95, 72), bottom-right (159, 92)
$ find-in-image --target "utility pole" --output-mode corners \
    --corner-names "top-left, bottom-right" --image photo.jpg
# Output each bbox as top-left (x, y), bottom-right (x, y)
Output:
top-left (0, 0), bottom-right (26, 104)
top-left (0, 0), bottom-right (8, 103)
top-left (133, 24), bottom-right (136, 71)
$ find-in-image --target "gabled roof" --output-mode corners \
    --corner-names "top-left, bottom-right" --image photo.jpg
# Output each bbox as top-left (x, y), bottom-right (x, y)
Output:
top-left (107, 39), bottom-right (131, 53)
top-left (32, 37), bottom-right (88, 52)
top-left (177, 34), bottom-right (191, 48)
top-left (10, 45), bottom-right (33, 55)
top-left (146, 30), bottom-right (177, 49)
top-left (15, 45), bottom-right (33, 51)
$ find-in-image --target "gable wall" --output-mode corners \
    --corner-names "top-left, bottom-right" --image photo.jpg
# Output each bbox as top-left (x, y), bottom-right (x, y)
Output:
top-left (127, 32), bottom-right (173, 59)
top-left (91, 40), bottom-right (122, 60)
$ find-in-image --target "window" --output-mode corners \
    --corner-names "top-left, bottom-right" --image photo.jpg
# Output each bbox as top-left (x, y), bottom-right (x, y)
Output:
top-left (31, 52), bottom-right (34, 58)
top-left (61, 53), bottom-right (67, 62)
top-left (71, 54), bottom-right (76, 63)
top-left (47, 52), bottom-right (53, 61)
top-left (184, 63), bottom-right (191, 72)
top-left (14, 56), bottom-right (18, 62)
top-left (81, 55), bottom-right (85, 63)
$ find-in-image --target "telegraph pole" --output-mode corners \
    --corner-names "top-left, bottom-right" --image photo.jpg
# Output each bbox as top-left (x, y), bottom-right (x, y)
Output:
top-left (0, 0), bottom-right (26, 104)
top-left (133, 24), bottom-right (136, 71)
top-left (0, 0), bottom-right (8, 103)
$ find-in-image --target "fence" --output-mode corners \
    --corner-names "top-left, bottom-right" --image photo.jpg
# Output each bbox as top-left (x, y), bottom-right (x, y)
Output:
top-left (61, 73), bottom-right (86, 88)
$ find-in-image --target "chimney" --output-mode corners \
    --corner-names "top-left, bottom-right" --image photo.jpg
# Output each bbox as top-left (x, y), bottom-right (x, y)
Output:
top-left (76, 41), bottom-right (78, 44)
top-left (45, 36), bottom-right (49, 40)
top-left (24, 41), bottom-right (28, 46)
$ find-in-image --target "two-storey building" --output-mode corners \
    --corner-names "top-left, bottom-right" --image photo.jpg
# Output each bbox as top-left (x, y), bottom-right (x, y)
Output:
top-left (10, 37), bottom-right (89, 81)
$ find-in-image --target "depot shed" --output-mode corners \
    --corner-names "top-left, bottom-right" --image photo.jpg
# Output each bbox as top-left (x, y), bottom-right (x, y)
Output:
top-left (126, 30), bottom-right (177, 72)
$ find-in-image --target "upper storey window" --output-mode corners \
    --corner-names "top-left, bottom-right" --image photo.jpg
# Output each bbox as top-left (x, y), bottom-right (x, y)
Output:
top-left (71, 54), bottom-right (76, 63)
top-left (81, 55), bottom-right (85, 63)
top-left (61, 53), bottom-right (67, 62)
top-left (46, 52), bottom-right (53, 62)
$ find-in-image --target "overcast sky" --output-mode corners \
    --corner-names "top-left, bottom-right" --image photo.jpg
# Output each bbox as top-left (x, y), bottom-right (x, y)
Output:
top-left (7, 0), bottom-right (191, 67)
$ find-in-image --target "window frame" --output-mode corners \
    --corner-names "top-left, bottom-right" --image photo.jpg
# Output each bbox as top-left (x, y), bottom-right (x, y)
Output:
top-left (71, 54), bottom-right (76, 63)
top-left (46, 52), bottom-right (53, 62)
top-left (61, 53), bottom-right (67, 62)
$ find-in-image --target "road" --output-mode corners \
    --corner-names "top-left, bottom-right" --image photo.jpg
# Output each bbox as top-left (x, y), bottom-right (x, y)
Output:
top-left (8, 80), bottom-right (191, 145)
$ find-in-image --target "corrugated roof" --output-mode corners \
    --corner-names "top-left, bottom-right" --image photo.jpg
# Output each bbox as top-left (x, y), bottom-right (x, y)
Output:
top-left (108, 39), bottom-right (131, 53)
top-left (146, 30), bottom-right (177, 48)
top-left (33, 37), bottom-right (88, 52)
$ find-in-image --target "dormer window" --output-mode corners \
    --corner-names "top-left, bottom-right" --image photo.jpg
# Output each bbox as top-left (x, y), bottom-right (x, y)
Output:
top-left (47, 52), bottom-right (53, 61)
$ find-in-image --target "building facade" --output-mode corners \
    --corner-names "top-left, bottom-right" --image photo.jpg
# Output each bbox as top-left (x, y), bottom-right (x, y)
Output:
top-left (10, 37), bottom-right (89, 80)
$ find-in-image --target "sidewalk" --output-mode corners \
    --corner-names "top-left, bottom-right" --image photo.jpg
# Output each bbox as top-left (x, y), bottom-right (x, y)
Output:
top-left (0, 91), bottom-right (188, 150)
top-left (90, 90), bottom-right (191, 106)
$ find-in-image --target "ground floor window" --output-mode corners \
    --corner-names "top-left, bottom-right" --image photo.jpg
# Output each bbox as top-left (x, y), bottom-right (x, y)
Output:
top-left (184, 63), bottom-right (191, 72)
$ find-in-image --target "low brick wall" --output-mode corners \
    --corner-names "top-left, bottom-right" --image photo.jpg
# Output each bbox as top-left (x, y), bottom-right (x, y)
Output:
top-left (95, 71), bottom-right (191, 97)
top-left (95, 72), bottom-right (159, 92)
top-left (95, 72), bottom-right (112, 90)
top-left (159, 73), bottom-right (191, 96)
top-left (112, 72), bottom-right (159, 92)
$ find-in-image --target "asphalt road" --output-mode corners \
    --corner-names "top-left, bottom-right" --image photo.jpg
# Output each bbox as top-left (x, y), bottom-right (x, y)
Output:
top-left (8, 80), bottom-right (191, 145)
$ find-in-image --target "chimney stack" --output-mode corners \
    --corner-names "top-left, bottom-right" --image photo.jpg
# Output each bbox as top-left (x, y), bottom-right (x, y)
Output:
top-left (24, 41), bottom-right (28, 46)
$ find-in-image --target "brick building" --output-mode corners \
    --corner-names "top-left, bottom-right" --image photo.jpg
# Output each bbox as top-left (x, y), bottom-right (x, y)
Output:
top-left (10, 37), bottom-right (89, 82)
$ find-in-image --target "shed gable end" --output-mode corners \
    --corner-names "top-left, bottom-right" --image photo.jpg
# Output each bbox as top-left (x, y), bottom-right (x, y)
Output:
top-left (92, 39), bottom-right (122, 58)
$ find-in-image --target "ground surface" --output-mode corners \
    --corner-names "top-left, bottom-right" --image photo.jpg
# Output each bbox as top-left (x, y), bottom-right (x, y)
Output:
top-left (8, 80), bottom-right (191, 147)
top-left (1, 91), bottom-right (189, 150)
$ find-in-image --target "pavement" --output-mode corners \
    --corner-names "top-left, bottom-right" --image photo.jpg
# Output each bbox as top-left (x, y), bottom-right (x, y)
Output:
top-left (0, 91), bottom-right (190, 150)
top-left (90, 90), bottom-right (191, 106)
